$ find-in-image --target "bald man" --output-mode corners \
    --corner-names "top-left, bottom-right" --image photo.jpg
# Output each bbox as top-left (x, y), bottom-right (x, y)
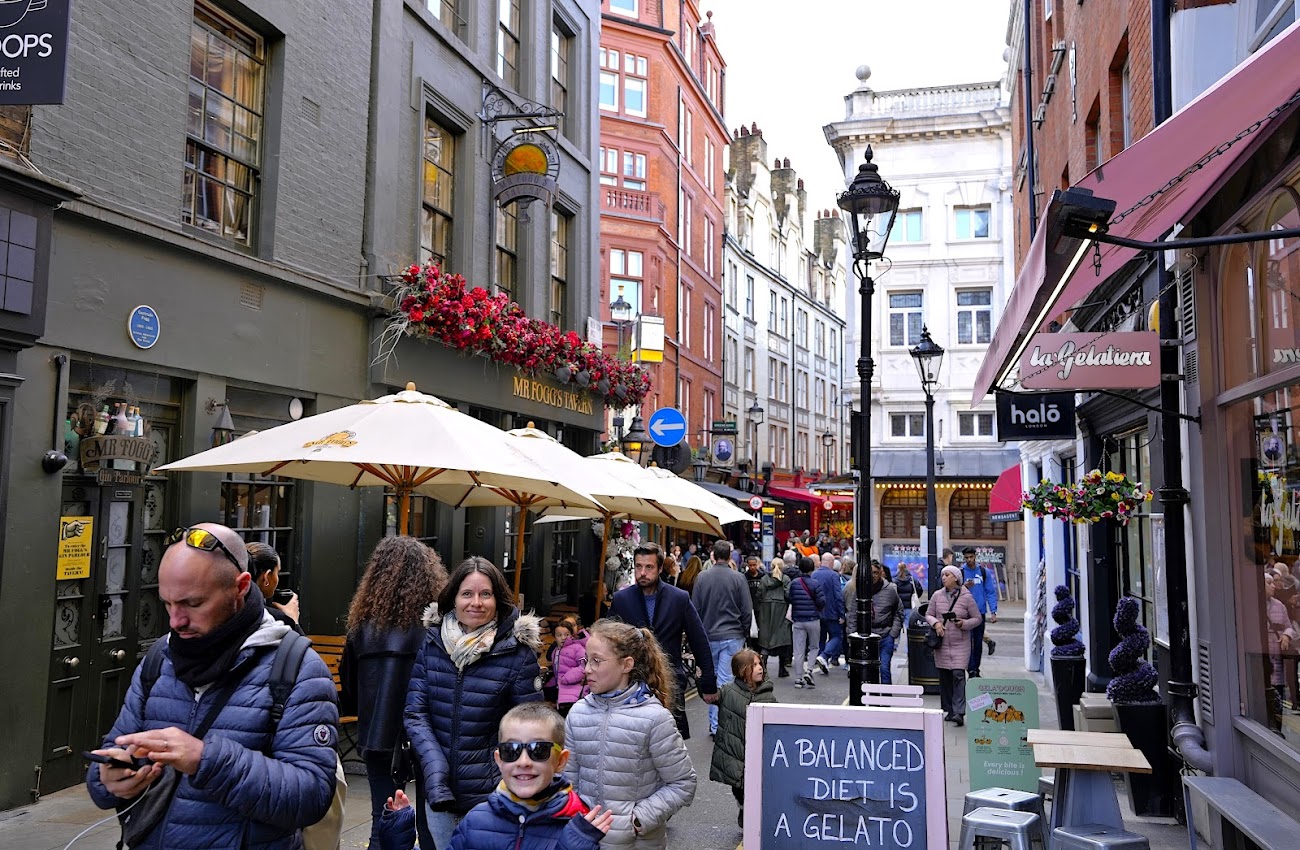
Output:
top-left (87, 523), bottom-right (339, 848)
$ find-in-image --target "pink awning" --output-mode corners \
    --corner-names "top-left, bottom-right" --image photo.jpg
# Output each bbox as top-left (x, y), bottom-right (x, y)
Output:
top-left (973, 19), bottom-right (1300, 405)
top-left (988, 464), bottom-right (1024, 522)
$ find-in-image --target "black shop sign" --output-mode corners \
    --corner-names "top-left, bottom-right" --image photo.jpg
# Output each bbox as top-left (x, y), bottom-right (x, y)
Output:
top-left (995, 391), bottom-right (1077, 441)
top-left (0, 0), bottom-right (72, 105)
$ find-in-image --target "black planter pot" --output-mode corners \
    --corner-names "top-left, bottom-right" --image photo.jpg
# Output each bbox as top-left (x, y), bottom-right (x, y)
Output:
top-left (1113, 701), bottom-right (1176, 817)
top-left (1050, 656), bottom-right (1086, 731)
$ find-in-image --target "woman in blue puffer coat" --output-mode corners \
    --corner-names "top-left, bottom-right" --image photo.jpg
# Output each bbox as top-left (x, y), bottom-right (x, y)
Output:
top-left (405, 557), bottom-right (543, 849)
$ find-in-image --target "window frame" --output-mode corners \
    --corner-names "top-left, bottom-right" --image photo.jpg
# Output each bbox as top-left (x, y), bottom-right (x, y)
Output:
top-left (608, 0), bottom-right (638, 17)
top-left (609, 248), bottom-right (644, 316)
top-left (495, 202), bottom-right (519, 301)
top-left (887, 291), bottom-right (924, 347)
top-left (889, 412), bottom-right (926, 439)
top-left (956, 288), bottom-right (994, 345)
top-left (550, 23), bottom-right (571, 136)
top-left (957, 412), bottom-right (995, 438)
top-left (892, 208), bottom-right (925, 243)
top-left (549, 209), bottom-right (570, 329)
top-left (496, 0), bottom-right (522, 89)
top-left (420, 114), bottom-right (457, 269)
top-left (953, 205), bottom-right (992, 240)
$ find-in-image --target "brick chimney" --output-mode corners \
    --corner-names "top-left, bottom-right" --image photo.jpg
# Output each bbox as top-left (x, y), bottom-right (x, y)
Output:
top-left (813, 209), bottom-right (845, 266)
top-left (728, 123), bottom-right (767, 200)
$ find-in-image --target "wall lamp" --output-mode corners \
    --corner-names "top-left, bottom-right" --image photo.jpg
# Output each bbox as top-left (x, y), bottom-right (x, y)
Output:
top-left (206, 398), bottom-right (235, 447)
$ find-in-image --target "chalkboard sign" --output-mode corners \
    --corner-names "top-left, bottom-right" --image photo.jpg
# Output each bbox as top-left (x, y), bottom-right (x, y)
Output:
top-left (744, 704), bottom-right (947, 849)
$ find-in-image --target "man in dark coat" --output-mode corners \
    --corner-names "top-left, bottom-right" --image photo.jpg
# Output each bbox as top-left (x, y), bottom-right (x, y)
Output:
top-left (609, 541), bottom-right (718, 738)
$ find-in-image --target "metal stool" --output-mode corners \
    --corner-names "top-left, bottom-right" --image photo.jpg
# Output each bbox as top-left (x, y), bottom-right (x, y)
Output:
top-left (962, 788), bottom-right (1051, 849)
top-left (1038, 773), bottom-right (1055, 802)
top-left (1052, 824), bottom-right (1150, 850)
top-left (958, 807), bottom-right (1046, 850)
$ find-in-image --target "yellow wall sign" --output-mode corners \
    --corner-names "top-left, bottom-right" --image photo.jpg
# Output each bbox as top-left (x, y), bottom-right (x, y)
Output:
top-left (57, 516), bottom-right (94, 580)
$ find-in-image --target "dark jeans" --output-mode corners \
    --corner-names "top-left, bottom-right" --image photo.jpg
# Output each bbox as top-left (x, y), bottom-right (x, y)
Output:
top-left (968, 620), bottom-right (986, 676)
top-left (818, 620), bottom-right (844, 664)
top-left (364, 751), bottom-right (403, 848)
top-left (670, 671), bottom-right (692, 739)
top-left (938, 668), bottom-right (968, 718)
top-left (878, 633), bottom-right (897, 685)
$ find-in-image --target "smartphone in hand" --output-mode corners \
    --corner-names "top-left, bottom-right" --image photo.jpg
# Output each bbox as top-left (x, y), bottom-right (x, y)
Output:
top-left (83, 751), bottom-right (150, 771)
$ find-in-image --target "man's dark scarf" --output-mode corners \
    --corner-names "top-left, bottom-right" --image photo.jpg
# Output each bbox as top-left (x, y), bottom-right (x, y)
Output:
top-left (168, 588), bottom-right (266, 688)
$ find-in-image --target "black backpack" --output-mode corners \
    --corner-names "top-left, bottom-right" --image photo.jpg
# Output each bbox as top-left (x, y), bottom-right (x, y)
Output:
top-left (138, 630), bottom-right (312, 725)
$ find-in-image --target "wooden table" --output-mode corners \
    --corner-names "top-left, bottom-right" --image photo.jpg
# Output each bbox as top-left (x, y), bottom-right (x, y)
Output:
top-left (1029, 734), bottom-right (1151, 835)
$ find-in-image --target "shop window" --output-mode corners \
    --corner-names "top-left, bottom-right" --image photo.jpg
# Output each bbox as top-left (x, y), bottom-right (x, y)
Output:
top-left (1108, 431), bottom-right (1155, 637)
top-left (184, 3), bottom-right (265, 247)
top-left (950, 486), bottom-right (1007, 541)
top-left (882, 488), bottom-right (925, 539)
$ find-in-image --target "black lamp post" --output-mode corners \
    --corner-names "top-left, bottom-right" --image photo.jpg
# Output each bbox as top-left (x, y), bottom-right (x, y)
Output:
top-left (747, 400), bottom-right (765, 467)
top-left (621, 416), bottom-right (650, 464)
top-left (822, 429), bottom-right (835, 476)
top-left (611, 284), bottom-right (633, 355)
top-left (909, 326), bottom-right (945, 596)
top-left (691, 454), bottom-right (708, 483)
top-left (838, 145), bottom-right (900, 704)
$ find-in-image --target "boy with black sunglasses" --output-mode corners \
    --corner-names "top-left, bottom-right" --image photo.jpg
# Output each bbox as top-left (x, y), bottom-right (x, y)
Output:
top-left (377, 703), bottom-right (612, 850)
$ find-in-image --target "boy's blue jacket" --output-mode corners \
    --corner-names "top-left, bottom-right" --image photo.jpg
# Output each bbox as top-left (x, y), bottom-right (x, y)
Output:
top-left (454, 780), bottom-right (603, 850)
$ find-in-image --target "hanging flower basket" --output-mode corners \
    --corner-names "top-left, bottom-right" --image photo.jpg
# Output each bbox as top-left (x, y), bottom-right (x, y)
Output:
top-left (1022, 470), bottom-right (1153, 525)
top-left (377, 262), bottom-right (652, 408)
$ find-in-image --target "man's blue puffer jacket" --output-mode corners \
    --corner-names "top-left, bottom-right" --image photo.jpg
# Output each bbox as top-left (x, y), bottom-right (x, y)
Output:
top-left (404, 606), bottom-right (543, 814)
top-left (789, 571), bottom-right (826, 622)
top-left (86, 619), bottom-right (339, 849)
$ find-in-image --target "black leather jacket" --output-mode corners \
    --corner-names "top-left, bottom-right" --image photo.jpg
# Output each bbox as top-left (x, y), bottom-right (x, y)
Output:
top-left (340, 621), bottom-right (426, 756)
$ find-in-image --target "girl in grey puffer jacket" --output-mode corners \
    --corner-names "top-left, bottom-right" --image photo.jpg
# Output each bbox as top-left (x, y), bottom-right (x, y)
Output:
top-left (565, 619), bottom-right (697, 850)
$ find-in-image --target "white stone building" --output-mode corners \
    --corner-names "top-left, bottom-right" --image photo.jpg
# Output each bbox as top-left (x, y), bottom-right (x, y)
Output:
top-left (823, 70), bottom-right (1024, 590)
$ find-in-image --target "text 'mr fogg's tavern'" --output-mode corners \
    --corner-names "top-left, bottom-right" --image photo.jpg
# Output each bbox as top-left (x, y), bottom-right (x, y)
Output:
top-left (764, 726), bottom-right (927, 848)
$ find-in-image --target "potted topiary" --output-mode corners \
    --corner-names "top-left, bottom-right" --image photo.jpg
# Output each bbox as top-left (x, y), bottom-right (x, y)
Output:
top-left (1049, 585), bottom-right (1087, 730)
top-left (1107, 596), bottom-right (1174, 817)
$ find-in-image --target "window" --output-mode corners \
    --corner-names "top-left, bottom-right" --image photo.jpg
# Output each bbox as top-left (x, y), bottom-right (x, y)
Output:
top-left (890, 413), bottom-right (925, 438)
top-left (950, 487), bottom-right (1007, 540)
top-left (704, 304), bottom-right (715, 359)
top-left (682, 195), bottom-right (692, 257)
top-left (958, 412), bottom-right (995, 437)
top-left (888, 292), bottom-right (923, 346)
top-left (598, 146), bottom-right (618, 185)
top-left (680, 378), bottom-right (690, 424)
top-left (882, 488), bottom-right (926, 539)
top-left (746, 276), bottom-right (755, 319)
top-left (744, 348), bottom-right (755, 392)
top-left (778, 364), bottom-right (789, 402)
top-left (1250, 0), bottom-right (1296, 50)
top-left (768, 292), bottom-right (778, 331)
top-left (893, 209), bottom-right (924, 242)
top-left (622, 151), bottom-right (646, 190)
top-left (624, 53), bottom-right (648, 117)
top-left (796, 371), bottom-right (808, 408)
top-left (550, 25), bottom-right (570, 135)
top-left (703, 390), bottom-right (715, 433)
top-left (599, 50), bottom-right (619, 112)
top-left (1120, 59), bottom-right (1132, 150)
top-left (815, 321), bottom-right (825, 357)
top-left (796, 433), bottom-right (808, 471)
top-left (681, 108), bottom-right (693, 165)
top-left (814, 378), bottom-right (826, 415)
top-left (779, 297), bottom-right (788, 336)
top-left (427, 0), bottom-right (466, 37)
top-left (497, 0), bottom-right (521, 89)
top-left (727, 262), bottom-right (738, 307)
top-left (703, 219), bottom-right (714, 275)
top-left (725, 338), bottom-right (738, 383)
top-left (957, 289), bottom-right (993, 344)
top-left (185, 4), bottom-right (265, 246)
top-left (682, 289), bottom-right (691, 347)
top-left (796, 310), bottom-right (808, 348)
top-left (768, 357), bottom-right (778, 396)
top-left (703, 137), bottom-right (715, 191)
top-left (830, 329), bottom-right (838, 364)
top-left (609, 249), bottom-right (643, 314)
top-left (495, 203), bottom-right (518, 300)
top-left (954, 205), bottom-right (991, 239)
top-left (609, 0), bottom-right (637, 16)
top-left (421, 116), bottom-right (455, 267)
top-left (550, 211), bottom-right (569, 328)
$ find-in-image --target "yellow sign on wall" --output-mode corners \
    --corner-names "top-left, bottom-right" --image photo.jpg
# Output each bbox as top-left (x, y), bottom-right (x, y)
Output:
top-left (57, 516), bottom-right (94, 580)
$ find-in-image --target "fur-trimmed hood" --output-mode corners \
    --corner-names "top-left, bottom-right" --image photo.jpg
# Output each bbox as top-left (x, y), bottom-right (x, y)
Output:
top-left (421, 603), bottom-right (543, 653)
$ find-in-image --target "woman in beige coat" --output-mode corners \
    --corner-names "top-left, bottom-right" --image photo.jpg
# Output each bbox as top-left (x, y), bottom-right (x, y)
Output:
top-left (926, 565), bottom-right (983, 725)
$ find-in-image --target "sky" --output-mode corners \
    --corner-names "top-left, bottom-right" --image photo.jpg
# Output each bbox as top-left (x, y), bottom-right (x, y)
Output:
top-left (704, 0), bottom-right (1013, 230)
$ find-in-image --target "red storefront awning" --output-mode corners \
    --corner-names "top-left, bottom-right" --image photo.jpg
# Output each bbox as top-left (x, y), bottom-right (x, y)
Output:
top-left (767, 485), bottom-right (853, 507)
top-left (973, 19), bottom-right (1300, 405)
top-left (988, 465), bottom-right (1024, 522)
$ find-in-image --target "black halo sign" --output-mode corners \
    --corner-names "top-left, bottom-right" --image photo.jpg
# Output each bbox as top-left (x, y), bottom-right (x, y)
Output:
top-left (995, 391), bottom-right (1077, 441)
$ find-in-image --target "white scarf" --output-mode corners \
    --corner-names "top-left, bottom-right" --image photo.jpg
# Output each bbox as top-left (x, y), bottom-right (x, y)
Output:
top-left (441, 616), bottom-right (497, 671)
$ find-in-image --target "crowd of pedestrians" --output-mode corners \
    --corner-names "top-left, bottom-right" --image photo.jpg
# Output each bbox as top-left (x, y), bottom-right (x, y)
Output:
top-left (84, 519), bottom-right (1003, 849)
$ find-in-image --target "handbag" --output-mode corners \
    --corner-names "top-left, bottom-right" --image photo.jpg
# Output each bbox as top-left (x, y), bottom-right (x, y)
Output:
top-left (390, 732), bottom-right (414, 787)
top-left (924, 624), bottom-right (943, 650)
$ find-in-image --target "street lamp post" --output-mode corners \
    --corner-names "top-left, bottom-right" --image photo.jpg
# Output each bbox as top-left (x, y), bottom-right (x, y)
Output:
top-left (838, 146), bottom-right (900, 705)
top-left (747, 400), bottom-right (765, 468)
top-left (910, 326), bottom-right (945, 596)
top-left (822, 429), bottom-right (835, 476)
top-left (611, 285), bottom-right (633, 355)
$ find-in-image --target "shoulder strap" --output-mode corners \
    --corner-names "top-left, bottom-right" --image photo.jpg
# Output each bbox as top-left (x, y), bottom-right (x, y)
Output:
top-left (268, 631), bottom-right (312, 725)
top-left (137, 639), bottom-right (168, 710)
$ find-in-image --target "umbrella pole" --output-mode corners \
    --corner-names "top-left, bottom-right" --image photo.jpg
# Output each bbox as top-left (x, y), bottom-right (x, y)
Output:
top-left (397, 488), bottom-right (411, 537)
top-left (594, 515), bottom-right (611, 617)
top-left (513, 505), bottom-right (527, 605)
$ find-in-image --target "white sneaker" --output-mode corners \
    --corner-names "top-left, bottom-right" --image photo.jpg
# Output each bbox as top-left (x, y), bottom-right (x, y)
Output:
top-left (815, 657), bottom-right (830, 675)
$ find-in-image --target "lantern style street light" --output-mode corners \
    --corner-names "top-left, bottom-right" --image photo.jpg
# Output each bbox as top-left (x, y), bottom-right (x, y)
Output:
top-left (621, 415), bottom-right (650, 464)
top-left (838, 145), bottom-right (900, 705)
top-left (747, 400), bottom-right (765, 468)
top-left (821, 429), bottom-right (835, 476)
top-left (910, 326), bottom-right (945, 595)
top-left (611, 285), bottom-right (633, 355)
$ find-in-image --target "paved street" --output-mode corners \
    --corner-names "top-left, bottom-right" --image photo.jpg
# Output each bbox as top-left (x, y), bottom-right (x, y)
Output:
top-left (0, 602), bottom-right (1193, 849)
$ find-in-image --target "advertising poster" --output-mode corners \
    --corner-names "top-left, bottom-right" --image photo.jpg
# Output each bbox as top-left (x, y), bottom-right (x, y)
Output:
top-left (965, 678), bottom-right (1041, 792)
top-left (57, 516), bottom-right (94, 580)
top-left (881, 543), bottom-right (926, 588)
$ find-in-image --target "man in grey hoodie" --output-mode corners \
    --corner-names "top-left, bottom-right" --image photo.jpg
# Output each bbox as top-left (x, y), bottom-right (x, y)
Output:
top-left (843, 560), bottom-right (905, 684)
top-left (692, 540), bottom-right (753, 737)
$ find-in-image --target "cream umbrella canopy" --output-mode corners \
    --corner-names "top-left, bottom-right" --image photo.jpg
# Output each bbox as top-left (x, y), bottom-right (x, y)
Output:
top-left (154, 384), bottom-right (603, 542)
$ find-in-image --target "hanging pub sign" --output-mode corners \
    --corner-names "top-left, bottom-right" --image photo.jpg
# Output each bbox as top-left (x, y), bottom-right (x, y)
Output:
top-left (995, 391), bottom-right (1077, 441)
top-left (1018, 332), bottom-right (1160, 392)
top-left (0, 0), bottom-right (72, 105)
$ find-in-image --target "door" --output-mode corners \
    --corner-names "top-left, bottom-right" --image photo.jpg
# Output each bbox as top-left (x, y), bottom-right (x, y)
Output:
top-left (42, 481), bottom-right (151, 793)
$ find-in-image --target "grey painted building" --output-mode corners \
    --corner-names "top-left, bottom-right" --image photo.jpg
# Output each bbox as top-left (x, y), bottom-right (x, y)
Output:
top-left (0, 0), bottom-right (602, 808)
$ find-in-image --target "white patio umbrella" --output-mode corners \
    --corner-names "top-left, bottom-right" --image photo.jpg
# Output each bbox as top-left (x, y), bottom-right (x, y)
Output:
top-left (154, 384), bottom-right (603, 548)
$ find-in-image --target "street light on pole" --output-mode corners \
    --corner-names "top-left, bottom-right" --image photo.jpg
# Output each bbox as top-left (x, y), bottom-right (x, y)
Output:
top-left (747, 400), bottom-right (765, 468)
top-left (909, 326), bottom-right (945, 596)
top-left (822, 429), bottom-right (835, 476)
top-left (837, 145), bottom-right (900, 704)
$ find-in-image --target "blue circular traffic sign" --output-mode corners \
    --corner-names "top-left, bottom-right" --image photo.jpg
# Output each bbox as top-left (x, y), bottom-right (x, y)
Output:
top-left (647, 407), bottom-right (687, 447)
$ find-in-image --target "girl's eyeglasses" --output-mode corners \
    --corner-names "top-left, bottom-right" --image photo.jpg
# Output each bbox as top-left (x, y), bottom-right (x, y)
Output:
top-left (583, 655), bottom-right (613, 669)
top-left (495, 741), bottom-right (556, 762)
top-left (166, 527), bottom-right (244, 571)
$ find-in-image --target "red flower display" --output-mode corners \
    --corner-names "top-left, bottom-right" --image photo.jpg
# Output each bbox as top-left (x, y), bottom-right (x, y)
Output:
top-left (386, 262), bottom-right (652, 408)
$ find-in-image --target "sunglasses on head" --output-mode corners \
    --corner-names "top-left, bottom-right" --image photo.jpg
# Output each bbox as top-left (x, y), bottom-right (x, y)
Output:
top-left (495, 741), bottom-right (557, 763)
top-left (166, 527), bottom-right (244, 571)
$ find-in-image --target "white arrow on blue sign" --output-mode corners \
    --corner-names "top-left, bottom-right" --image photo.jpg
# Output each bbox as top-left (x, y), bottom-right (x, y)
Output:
top-left (647, 407), bottom-right (687, 447)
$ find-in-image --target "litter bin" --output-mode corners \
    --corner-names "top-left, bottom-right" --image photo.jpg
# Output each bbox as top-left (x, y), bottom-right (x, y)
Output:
top-left (907, 601), bottom-right (940, 695)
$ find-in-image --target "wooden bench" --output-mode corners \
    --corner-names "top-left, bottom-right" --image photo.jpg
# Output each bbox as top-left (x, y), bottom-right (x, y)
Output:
top-left (860, 683), bottom-right (925, 708)
top-left (307, 634), bottom-right (363, 772)
top-left (1184, 776), bottom-right (1300, 850)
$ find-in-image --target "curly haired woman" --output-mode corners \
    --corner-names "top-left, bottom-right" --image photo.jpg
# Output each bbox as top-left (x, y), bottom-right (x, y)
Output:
top-left (340, 536), bottom-right (447, 849)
